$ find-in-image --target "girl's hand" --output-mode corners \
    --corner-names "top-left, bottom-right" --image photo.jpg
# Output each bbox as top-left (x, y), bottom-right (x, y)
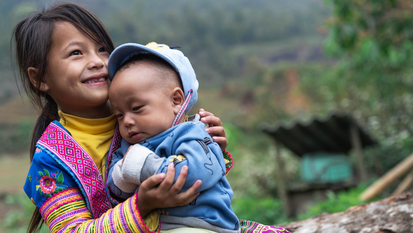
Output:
top-left (198, 108), bottom-right (228, 151)
top-left (136, 164), bottom-right (202, 217)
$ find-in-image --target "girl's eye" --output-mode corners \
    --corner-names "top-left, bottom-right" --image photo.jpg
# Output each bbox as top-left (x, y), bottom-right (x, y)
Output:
top-left (98, 47), bottom-right (107, 53)
top-left (70, 50), bottom-right (81, 56)
top-left (116, 113), bottom-right (123, 118)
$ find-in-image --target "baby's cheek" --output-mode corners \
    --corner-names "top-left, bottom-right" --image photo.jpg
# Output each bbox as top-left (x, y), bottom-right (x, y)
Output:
top-left (119, 127), bottom-right (128, 139)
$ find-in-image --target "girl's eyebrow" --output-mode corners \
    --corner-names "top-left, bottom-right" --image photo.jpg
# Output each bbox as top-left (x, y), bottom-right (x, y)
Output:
top-left (62, 41), bottom-right (83, 52)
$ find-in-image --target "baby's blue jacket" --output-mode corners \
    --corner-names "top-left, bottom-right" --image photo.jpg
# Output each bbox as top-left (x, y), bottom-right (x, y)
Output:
top-left (107, 121), bottom-right (239, 232)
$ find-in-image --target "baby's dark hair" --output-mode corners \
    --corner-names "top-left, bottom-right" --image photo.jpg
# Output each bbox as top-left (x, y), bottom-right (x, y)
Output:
top-left (117, 53), bottom-right (184, 91)
top-left (11, 2), bottom-right (114, 232)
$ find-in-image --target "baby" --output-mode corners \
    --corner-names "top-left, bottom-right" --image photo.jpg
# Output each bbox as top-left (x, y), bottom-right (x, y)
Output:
top-left (107, 42), bottom-right (239, 232)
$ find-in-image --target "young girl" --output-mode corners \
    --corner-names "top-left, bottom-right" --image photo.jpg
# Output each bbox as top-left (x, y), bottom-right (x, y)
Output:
top-left (13, 2), bottom-right (229, 232)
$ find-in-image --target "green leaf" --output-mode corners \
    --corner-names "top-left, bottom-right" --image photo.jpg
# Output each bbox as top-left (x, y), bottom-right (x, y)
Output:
top-left (56, 187), bottom-right (63, 193)
top-left (38, 171), bottom-right (44, 177)
top-left (43, 169), bottom-right (50, 177)
top-left (57, 172), bottom-right (64, 184)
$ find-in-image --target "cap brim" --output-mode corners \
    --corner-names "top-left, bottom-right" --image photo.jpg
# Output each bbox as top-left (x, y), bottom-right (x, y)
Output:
top-left (108, 43), bottom-right (179, 80)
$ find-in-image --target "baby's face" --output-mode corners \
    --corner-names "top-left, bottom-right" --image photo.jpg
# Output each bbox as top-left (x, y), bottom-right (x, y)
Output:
top-left (109, 62), bottom-right (177, 144)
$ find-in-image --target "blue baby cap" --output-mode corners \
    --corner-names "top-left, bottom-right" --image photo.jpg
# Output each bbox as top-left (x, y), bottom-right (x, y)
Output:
top-left (108, 42), bottom-right (199, 115)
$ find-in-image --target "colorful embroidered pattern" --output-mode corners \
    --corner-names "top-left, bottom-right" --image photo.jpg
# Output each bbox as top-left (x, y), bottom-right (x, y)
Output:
top-left (223, 149), bottom-right (234, 175)
top-left (40, 188), bottom-right (159, 233)
top-left (40, 187), bottom-right (88, 232)
top-left (106, 124), bottom-right (123, 206)
top-left (35, 169), bottom-right (67, 198)
top-left (172, 89), bottom-right (193, 127)
top-left (240, 220), bottom-right (290, 233)
top-left (38, 122), bottom-right (111, 218)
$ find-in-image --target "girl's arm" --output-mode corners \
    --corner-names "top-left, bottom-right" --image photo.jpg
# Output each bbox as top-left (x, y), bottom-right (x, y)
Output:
top-left (25, 149), bottom-right (200, 232)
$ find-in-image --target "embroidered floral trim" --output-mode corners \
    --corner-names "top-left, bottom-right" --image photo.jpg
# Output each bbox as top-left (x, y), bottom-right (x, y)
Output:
top-left (36, 169), bottom-right (68, 198)
top-left (223, 149), bottom-right (233, 174)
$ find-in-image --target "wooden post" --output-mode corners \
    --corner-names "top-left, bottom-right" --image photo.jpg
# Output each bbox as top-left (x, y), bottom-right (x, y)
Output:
top-left (273, 141), bottom-right (291, 217)
top-left (372, 147), bottom-right (383, 176)
top-left (350, 124), bottom-right (367, 182)
top-left (392, 170), bottom-right (413, 196)
top-left (361, 153), bottom-right (413, 201)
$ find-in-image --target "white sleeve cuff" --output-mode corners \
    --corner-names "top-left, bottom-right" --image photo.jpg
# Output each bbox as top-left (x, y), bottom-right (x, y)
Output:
top-left (121, 144), bottom-right (155, 184)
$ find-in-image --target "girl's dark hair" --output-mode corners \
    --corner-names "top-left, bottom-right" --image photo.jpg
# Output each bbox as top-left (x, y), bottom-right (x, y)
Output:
top-left (11, 2), bottom-right (114, 232)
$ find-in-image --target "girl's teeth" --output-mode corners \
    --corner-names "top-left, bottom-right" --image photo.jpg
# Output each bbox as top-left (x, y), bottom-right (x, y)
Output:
top-left (85, 78), bottom-right (105, 84)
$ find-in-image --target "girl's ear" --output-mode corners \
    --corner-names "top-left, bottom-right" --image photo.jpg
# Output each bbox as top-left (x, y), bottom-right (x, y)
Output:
top-left (171, 87), bottom-right (185, 115)
top-left (28, 67), bottom-right (49, 92)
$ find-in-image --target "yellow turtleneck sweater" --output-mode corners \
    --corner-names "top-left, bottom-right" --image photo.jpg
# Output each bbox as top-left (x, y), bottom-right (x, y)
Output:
top-left (58, 110), bottom-right (117, 177)
top-left (58, 110), bottom-right (159, 230)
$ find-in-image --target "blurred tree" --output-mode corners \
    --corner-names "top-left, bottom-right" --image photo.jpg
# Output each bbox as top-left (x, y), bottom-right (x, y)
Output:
top-left (317, 0), bottom-right (413, 142)
top-left (295, 0), bottom-right (413, 176)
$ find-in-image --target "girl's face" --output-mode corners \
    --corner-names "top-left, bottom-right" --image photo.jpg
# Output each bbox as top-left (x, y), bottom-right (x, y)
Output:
top-left (38, 21), bottom-right (112, 118)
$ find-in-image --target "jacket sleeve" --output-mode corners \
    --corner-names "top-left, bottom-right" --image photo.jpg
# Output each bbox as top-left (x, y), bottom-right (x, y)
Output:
top-left (106, 147), bottom-right (136, 201)
top-left (158, 137), bottom-right (226, 192)
top-left (24, 148), bottom-right (160, 233)
top-left (154, 123), bottom-right (227, 192)
top-left (111, 124), bottom-right (229, 194)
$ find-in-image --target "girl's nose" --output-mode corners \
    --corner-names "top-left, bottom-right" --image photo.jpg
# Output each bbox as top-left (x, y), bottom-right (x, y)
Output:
top-left (88, 53), bottom-right (105, 69)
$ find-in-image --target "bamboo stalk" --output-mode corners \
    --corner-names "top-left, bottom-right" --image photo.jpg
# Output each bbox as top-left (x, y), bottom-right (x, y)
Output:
top-left (360, 153), bottom-right (413, 201)
top-left (392, 170), bottom-right (413, 196)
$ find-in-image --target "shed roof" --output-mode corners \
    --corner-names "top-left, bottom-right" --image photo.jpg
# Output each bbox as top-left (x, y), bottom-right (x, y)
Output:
top-left (261, 112), bottom-right (377, 157)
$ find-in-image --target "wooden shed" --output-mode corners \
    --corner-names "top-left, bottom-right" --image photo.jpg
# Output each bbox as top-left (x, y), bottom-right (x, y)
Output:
top-left (261, 112), bottom-right (377, 217)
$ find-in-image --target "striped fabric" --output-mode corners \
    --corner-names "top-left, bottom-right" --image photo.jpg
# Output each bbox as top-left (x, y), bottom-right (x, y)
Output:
top-left (239, 220), bottom-right (290, 233)
top-left (38, 122), bottom-right (111, 218)
top-left (40, 187), bottom-right (160, 233)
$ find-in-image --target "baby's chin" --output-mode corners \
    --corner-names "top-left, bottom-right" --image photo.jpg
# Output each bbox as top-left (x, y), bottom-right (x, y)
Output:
top-left (120, 133), bottom-right (145, 145)
top-left (125, 137), bottom-right (145, 145)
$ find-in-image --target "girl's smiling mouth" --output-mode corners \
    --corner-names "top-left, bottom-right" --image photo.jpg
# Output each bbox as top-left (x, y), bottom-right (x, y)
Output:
top-left (82, 73), bottom-right (108, 85)
top-left (83, 77), bottom-right (106, 84)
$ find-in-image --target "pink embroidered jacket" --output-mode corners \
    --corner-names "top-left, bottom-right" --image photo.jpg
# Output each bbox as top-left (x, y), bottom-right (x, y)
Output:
top-left (23, 121), bottom-right (158, 232)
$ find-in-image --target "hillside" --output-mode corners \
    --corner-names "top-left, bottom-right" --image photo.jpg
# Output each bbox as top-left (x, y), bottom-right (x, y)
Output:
top-left (0, 96), bottom-right (37, 124)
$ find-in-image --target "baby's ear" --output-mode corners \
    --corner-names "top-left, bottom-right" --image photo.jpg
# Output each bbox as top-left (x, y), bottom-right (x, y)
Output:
top-left (28, 67), bottom-right (49, 92)
top-left (171, 87), bottom-right (185, 114)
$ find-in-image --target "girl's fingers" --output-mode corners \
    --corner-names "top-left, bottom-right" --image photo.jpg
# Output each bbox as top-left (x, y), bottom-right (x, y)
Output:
top-left (158, 163), bottom-right (175, 191)
top-left (176, 180), bottom-right (202, 205)
top-left (169, 165), bottom-right (188, 194)
top-left (198, 108), bottom-right (212, 117)
top-left (205, 125), bottom-right (226, 137)
top-left (202, 116), bottom-right (223, 128)
top-left (198, 109), bottom-right (219, 126)
top-left (198, 109), bottom-right (228, 150)
top-left (140, 172), bottom-right (166, 191)
top-left (212, 136), bottom-right (228, 151)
